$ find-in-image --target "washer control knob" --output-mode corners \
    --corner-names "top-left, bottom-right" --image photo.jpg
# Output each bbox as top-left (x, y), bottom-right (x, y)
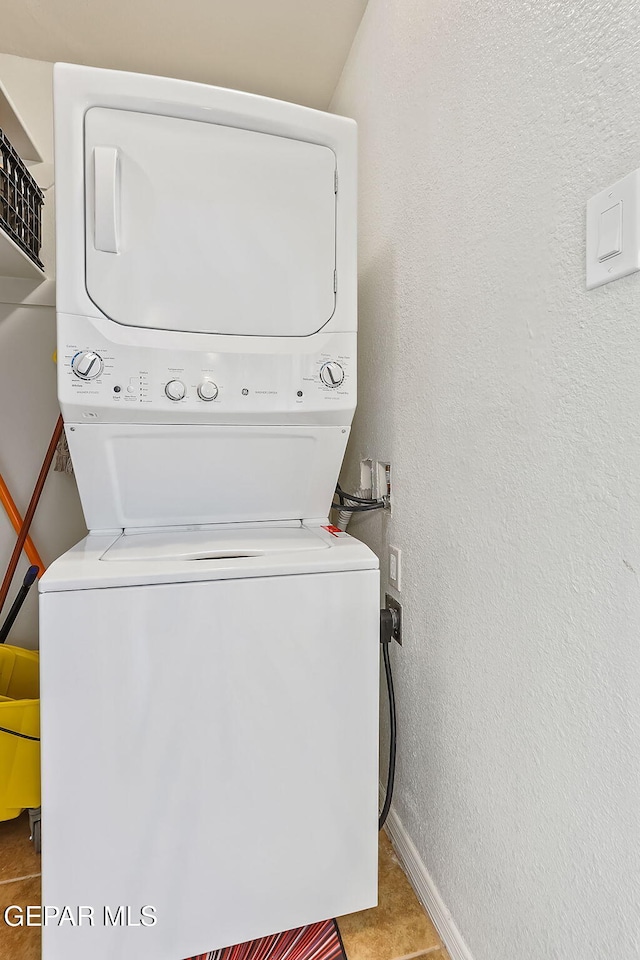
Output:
top-left (320, 361), bottom-right (345, 388)
top-left (165, 379), bottom-right (186, 401)
top-left (197, 380), bottom-right (218, 401)
top-left (71, 351), bottom-right (103, 380)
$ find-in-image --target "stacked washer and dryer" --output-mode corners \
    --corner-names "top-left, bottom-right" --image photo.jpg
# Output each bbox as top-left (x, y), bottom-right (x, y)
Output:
top-left (38, 64), bottom-right (380, 960)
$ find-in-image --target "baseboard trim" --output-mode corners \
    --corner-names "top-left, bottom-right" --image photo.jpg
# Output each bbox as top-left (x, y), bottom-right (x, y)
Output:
top-left (381, 797), bottom-right (475, 960)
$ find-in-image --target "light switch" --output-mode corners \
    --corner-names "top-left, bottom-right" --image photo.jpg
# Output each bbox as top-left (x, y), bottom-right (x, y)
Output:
top-left (597, 202), bottom-right (622, 261)
top-left (587, 170), bottom-right (640, 289)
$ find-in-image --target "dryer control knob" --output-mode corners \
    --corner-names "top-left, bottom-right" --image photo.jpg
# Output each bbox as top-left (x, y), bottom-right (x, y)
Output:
top-left (165, 379), bottom-right (186, 401)
top-left (71, 351), bottom-right (103, 380)
top-left (320, 361), bottom-right (345, 388)
top-left (197, 380), bottom-right (218, 401)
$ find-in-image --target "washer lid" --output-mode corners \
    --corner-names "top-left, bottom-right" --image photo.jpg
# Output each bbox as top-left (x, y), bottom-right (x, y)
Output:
top-left (38, 523), bottom-right (378, 593)
top-left (100, 524), bottom-right (328, 562)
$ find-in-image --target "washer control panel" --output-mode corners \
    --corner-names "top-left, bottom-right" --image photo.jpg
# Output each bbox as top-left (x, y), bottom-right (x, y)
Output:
top-left (59, 320), bottom-right (356, 425)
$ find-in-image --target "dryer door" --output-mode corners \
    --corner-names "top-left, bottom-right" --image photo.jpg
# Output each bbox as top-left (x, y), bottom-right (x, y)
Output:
top-left (84, 108), bottom-right (337, 337)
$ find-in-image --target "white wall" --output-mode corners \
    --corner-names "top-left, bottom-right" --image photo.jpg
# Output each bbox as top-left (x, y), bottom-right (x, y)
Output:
top-left (332, 2), bottom-right (640, 958)
top-left (0, 55), bottom-right (86, 646)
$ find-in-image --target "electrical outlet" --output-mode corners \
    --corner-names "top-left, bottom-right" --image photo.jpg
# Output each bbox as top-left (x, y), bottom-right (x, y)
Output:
top-left (385, 594), bottom-right (402, 644)
top-left (389, 545), bottom-right (401, 591)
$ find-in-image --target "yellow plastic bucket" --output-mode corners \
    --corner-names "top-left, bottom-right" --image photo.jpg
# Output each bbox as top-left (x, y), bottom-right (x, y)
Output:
top-left (0, 645), bottom-right (40, 820)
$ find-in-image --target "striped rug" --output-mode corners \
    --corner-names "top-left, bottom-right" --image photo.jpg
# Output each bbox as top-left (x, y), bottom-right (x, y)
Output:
top-left (186, 919), bottom-right (346, 960)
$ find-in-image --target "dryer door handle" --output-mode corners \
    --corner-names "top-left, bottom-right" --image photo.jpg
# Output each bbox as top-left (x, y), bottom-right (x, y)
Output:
top-left (94, 146), bottom-right (119, 254)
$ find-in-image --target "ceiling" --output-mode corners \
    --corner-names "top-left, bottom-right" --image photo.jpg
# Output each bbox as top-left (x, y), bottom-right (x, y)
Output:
top-left (0, 0), bottom-right (367, 109)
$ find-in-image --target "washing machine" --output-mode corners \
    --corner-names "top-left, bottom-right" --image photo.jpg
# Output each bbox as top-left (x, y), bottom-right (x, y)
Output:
top-left (39, 522), bottom-right (379, 960)
top-left (39, 64), bottom-right (379, 960)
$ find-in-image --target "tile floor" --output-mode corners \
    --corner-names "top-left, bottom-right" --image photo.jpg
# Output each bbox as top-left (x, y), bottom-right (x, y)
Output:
top-left (0, 813), bottom-right (41, 959)
top-left (0, 815), bottom-right (449, 960)
top-left (337, 832), bottom-right (449, 960)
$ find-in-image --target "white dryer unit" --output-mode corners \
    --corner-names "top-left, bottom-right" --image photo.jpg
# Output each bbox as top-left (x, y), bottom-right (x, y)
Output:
top-left (53, 63), bottom-right (358, 529)
top-left (40, 64), bottom-right (379, 960)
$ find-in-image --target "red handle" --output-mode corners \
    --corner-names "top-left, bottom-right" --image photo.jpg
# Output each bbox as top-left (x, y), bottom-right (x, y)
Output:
top-left (0, 416), bottom-right (64, 616)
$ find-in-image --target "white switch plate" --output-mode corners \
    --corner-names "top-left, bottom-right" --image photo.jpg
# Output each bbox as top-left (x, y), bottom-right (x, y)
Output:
top-left (389, 545), bottom-right (401, 591)
top-left (587, 169), bottom-right (640, 289)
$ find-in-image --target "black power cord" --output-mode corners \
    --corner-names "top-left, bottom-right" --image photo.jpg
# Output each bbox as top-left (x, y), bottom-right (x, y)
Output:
top-left (379, 609), bottom-right (398, 830)
top-left (333, 483), bottom-right (386, 514)
top-left (335, 483), bottom-right (385, 506)
top-left (332, 502), bottom-right (385, 513)
top-left (335, 484), bottom-right (396, 828)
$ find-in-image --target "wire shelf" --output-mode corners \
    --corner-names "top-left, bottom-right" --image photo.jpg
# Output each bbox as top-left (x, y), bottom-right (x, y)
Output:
top-left (0, 127), bottom-right (44, 271)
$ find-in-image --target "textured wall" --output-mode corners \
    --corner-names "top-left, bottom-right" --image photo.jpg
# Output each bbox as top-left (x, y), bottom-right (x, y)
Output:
top-left (331, 2), bottom-right (640, 958)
